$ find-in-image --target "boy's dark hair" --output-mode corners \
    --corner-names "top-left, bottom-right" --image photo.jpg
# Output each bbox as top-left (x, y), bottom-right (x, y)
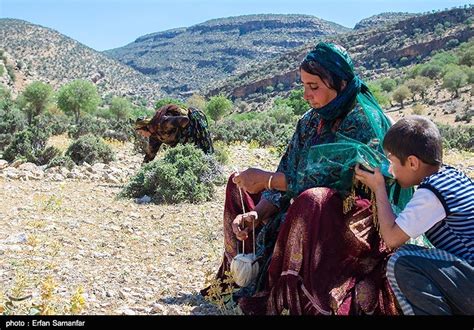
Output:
top-left (383, 115), bottom-right (442, 166)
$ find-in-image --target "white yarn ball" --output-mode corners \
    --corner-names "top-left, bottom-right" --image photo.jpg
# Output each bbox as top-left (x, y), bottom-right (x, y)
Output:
top-left (230, 253), bottom-right (259, 287)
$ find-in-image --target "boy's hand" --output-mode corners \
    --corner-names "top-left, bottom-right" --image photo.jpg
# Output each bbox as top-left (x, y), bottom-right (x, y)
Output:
top-left (355, 163), bottom-right (385, 193)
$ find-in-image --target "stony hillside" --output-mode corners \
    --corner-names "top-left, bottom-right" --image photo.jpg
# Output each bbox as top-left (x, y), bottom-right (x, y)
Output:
top-left (353, 12), bottom-right (420, 30)
top-left (0, 19), bottom-right (164, 105)
top-left (104, 14), bottom-right (350, 96)
top-left (205, 7), bottom-right (473, 106)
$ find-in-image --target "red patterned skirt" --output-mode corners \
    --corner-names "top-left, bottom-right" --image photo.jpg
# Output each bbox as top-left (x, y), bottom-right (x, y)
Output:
top-left (203, 174), bottom-right (400, 315)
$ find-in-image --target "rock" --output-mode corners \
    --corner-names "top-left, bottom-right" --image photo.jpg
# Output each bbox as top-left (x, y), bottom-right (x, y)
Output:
top-left (18, 162), bottom-right (38, 172)
top-left (52, 173), bottom-right (65, 181)
top-left (5, 168), bottom-right (20, 179)
top-left (0, 159), bottom-right (9, 170)
top-left (135, 195), bottom-right (151, 204)
top-left (10, 159), bottom-right (25, 168)
top-left (92, 163), bottom-right (106, 172)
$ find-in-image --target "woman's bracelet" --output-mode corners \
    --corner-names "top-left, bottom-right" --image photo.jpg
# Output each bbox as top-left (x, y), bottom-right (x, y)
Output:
top-left (267, 174), bottom-right (274, 190)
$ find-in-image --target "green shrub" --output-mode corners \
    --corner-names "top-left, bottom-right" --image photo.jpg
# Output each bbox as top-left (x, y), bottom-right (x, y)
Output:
top-left (213, 142), bottom-right (230, 165)
top-left (437, 123), bottom-right (474, 151)
top-left (66, 134), bottom-right (115, 165)
top-left (0, 107), bottom-right (27, 151)
top-left (36, 111), bottom-right (70, 136)
top-left (120, 144), bottom-right (224, 204)
top-left (67, 115), bottom-right (108, 139)
top-left (211, 116), bottom-right (293, 154)
top-left (3, 128), bottom-right (59, 165)
top-left (47, 155), bottom-right (76, 170)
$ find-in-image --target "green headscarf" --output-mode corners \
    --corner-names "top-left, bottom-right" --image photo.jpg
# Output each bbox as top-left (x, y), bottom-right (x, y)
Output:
top-left (303, 42), bottom-right (412, 214)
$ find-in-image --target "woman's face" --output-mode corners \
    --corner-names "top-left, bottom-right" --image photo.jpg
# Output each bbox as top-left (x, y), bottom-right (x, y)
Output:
top-left (301, 69), bottom-right (338, 109)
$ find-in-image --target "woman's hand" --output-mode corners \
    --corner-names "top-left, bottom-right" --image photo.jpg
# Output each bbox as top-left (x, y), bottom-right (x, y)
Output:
top-left (233, 168), bottom-right (269, 194)
top-left (354, 163), bottom-right (386, 194)
top-left (232, 211), bottom-right (259, 241)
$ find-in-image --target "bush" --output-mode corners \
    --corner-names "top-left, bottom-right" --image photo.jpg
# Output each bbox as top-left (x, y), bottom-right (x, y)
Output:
top-left (437, 123), bottom-right (474, 151)
top-left (213, 142), bottom-right (230, 165)
top-left (67, 115), bottom-right (108, 139)
top-left (120, 144), bottom-right (224, 204)
top-left (46, 155), bottom-right (76, 170)
top-left (36, 111), bottom-right (70, 136)
top-left (205, 95), bottom-right (233, 121)
top-left (3, 128), bottom-right (59, 165)
top-left (0, 107), bottom-right (27, 151)
top-left (411, 104), bottom-right (426, 115)
top-left (66, 134), bottom-right (115, 165)
top-left (211, 116), bottom-right (293, 154)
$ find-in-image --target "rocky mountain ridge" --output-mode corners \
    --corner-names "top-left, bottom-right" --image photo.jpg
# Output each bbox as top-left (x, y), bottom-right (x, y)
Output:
top-left (0, 19), bottom-right (164, 105)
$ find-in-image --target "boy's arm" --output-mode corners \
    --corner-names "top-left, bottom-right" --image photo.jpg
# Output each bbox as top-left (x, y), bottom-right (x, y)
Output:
top-left (372, 182), bottom-right (410, 249)
top-left (355, 164), bottom-right (409, 249)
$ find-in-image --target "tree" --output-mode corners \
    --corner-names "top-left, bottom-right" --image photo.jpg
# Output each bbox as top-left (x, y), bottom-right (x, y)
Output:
top-left (109, 96), bottom-right (131, 120)
top-left (442, 68), bottom-right (468, 98)
top-left (205, 95), bottom-right (233, 121)
top-left (459, 47), bottom-right (474, 66)
top-left (154, 97), bottom-right (186, 110)
top-left (367, 82), bottom-right (390, 107)
top-left (416, 77), bottom-right (433, 100)
top-left (419, 63), bottom-right (442, 79)
top-left (380, 78), bottom-right (397, 93)
top-left (405, 78), bottom-right (426, 102)
top-left (186, 94), bottom-right (206, 110)
top-left (275, 88), bottom-right (310, 116)
top-left (57, 80), bottom-right (100, 124)
top-left (21, 81), bottom-right (52, 124)
top-left (392, 85), bottom-right (412, 108)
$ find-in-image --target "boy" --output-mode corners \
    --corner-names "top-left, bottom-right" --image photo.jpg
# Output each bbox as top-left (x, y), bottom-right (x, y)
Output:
top-left (355, 115), bottom-right (473, 315)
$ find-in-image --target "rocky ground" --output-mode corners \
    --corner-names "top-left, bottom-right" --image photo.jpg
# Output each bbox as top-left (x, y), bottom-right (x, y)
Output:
top-left (0, 139), bottom-right (280, 315)
top-left (0, 137), bottom-right (472, 315)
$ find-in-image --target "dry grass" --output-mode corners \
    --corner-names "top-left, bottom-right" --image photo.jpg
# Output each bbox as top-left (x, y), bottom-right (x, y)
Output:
top-left (0, 141), bottom-right (470, 315)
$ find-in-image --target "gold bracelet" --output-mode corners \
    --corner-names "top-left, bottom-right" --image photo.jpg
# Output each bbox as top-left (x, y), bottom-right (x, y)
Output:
top-left (267, 174), bottom-right (274, 190)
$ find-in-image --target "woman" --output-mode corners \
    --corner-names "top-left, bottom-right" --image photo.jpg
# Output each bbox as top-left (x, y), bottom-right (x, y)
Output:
top-left (203, 42), bottom-right (411, 315)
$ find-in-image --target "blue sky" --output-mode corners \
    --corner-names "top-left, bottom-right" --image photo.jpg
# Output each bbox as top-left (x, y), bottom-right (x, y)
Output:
top-left (1, 0), bottom-right (471, 51)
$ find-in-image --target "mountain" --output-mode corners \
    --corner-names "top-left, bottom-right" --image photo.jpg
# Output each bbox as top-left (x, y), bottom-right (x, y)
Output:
top-left (353, 12), bottom-right (420, 30)
top-left (0, 19), bottom-right (164, 105)
top-left (205, 7), bottom-right (474, 105)
top-left (104, 14), bottom-right (350, 96)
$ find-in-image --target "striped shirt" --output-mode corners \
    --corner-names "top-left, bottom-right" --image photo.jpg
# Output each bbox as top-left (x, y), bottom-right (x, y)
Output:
top-left (418, 166), bottom-right (474, 262)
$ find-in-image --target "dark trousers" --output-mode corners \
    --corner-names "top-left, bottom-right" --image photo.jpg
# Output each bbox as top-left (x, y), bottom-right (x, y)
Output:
top-left (387, 244), bottom-right (474, 315)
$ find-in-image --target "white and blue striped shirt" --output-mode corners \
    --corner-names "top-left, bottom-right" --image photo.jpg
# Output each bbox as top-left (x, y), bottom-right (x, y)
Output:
top-left (417, 166), bottom-right (474, 262)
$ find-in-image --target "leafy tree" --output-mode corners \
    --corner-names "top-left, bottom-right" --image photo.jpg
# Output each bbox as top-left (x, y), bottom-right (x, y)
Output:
top-left (275, 88), bottom-right (310, 116)
top-left (466, 67), bottom-right (474, 84)
top-left (367, 82), bottom-right (390, 107)
top-left (442, 68), bottom-right (468, 98)
top-left (21, 81), bottom-right (52, 125)
top-left (431, 52), bottom-right (458, 66)
top-left (57, 80), bottom-right (100, 124)
top-left (186, 94), bottom-right (206, 110)
top-left (380, 78), bottom-right (397, 93)
top-left (419, 63), bottom-right (442, 79)
top-left (459, 47), bottom-right (474, 66)
top-left (392, 85), bottom-right (412, 108)
top-left (205, 95), bottom-right (233, 121)
top-left (109, 96), bottom-right (131, 120)
top-left (405, 78), bottom-right (431, 102)
top-left (154, 97), bottom-right (186, 110)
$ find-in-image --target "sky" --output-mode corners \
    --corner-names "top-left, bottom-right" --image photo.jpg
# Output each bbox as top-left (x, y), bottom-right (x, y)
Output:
top-left (1, 0), bottom-right (472, 51)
